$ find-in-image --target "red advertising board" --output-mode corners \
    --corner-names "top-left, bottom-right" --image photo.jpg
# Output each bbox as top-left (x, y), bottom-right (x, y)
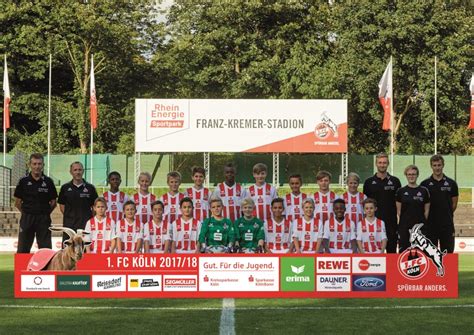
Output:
top-left (14, 252), bottom-right (458, 298)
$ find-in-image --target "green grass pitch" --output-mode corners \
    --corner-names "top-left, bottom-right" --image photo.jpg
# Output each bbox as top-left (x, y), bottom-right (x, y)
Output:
top-left (0, 254), bottom-right (472, 334)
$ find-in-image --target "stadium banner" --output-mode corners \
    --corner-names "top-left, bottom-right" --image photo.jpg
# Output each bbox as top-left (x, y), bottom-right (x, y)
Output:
top-left (15, 253), bottom-right (457, 298)
top-left (135, 99), bottom-right (347, 153)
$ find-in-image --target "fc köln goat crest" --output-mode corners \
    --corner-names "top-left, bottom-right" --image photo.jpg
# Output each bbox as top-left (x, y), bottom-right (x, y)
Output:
top-left (409, 223), bottom-right (447, 277)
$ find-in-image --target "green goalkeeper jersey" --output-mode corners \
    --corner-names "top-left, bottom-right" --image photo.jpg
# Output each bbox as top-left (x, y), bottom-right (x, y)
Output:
top-left (233, 217), bottom-right (265, 249)
top-left (199, 217), bottom-right (235, 246)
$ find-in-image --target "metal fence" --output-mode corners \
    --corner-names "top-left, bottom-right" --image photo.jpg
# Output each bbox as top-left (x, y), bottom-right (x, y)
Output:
top-left (0, 166), bottom-right (12, 207)
top-left (0, 153), bottom-right (473, 188)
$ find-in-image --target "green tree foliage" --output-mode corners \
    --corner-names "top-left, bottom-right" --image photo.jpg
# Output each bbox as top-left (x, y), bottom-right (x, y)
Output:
top-left (1, 0), bottom-right (473, 155)
top-left (1, 0), bottom-right (162, 154)
top-left (156, 0), bottom-right (473, 154)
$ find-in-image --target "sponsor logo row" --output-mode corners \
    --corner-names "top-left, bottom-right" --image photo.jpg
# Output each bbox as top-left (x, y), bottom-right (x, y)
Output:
top-left (21, 275), bottom-right (198, 292)
top-left (281, 257), bottom-right (386, 292)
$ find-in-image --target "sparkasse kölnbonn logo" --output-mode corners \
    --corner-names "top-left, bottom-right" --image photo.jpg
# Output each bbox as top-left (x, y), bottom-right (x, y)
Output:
top-left (281, 258), bottom-right (314, 291)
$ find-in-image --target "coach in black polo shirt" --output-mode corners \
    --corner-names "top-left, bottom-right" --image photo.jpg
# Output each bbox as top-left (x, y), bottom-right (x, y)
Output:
top-left (420, 155), bottom-right (458, 253)
top-left (58, 161), bottom-right (98, 241)
top-left (14, 153), bottom-right (57, 253)
top-left (363, 153), bottom-right (401, 253)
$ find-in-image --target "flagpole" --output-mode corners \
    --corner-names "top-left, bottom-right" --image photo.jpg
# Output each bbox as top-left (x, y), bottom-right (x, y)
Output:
top-left (390, 56), bottom-right (394, 175)
top-left (434, 56), bottom-right (438, 154)
top-left (47, 54), bottom-right (52, 175)
top-left (90, 124), bottom-right (93, 183)
top-left (3, 55), bottom-right (7, 166)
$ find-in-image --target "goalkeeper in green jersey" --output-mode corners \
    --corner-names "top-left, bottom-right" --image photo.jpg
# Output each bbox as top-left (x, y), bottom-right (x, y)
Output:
top-left (198, 197), bottom-right (234, 253)
top-left (233, 197), bottom-right (265, 253)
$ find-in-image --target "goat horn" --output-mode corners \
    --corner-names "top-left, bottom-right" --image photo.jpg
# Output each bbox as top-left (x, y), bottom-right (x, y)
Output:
top-left (49, 226), bottom-right (76, 240)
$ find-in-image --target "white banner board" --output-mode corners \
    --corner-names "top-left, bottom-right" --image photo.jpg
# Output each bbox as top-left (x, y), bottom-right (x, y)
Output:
top-left (135, 99), bottom-right (347, 153)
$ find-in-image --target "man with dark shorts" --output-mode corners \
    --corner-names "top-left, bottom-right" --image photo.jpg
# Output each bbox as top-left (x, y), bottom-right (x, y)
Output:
top-left (14, 153), bottom-right (57, 253)
top-left (58, 161), bottom-right (98, 241)
top-left (420, 155), bottom-right (458, 253)
top-left (363, 153), bottom-right (401, 253)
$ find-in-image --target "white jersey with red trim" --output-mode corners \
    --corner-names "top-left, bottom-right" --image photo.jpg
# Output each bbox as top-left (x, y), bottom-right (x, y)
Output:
top-left (285, 192), bottom-right (307, 222)
top-left (170, 217), bottom-right (201, 254)
top-left (133, 193), bottom-right (157, 225)
top-left (143, 218), bottom-right (170, 253)
top-left (264, 218), bottom-right (292, 253)
top-left (186, 187), bottom-right (210, 221)
top-left (323, 215), bottom-right (356, 254)
top-left (103, 191), bottom-right (129, 222)
top-left (160, 192), bottom-right (185, 224)
top-left (212, 183), bottom-right (246, 222)
top-left (313, 191), bottom-right (337, 223)
top-left (291, 217), bottom-right (323, 253)
top-left (247, 183), bottom-right (277, 221)
top-left (85, 216), bottom-right (116, 254)
top-left (116, 218), bottom-right (143, 253)
top-left (342, 191), bottom-right (366, 227)
top-left (357, 218), bottom-right (387, 254)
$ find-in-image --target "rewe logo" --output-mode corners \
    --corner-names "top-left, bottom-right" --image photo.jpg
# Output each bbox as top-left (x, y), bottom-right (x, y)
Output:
top-left (291, 265), bottom-right (305, 274)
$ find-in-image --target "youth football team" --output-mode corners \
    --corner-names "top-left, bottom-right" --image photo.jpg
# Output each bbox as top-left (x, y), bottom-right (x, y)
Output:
top-left (84, 153), bottom-right (458, 255)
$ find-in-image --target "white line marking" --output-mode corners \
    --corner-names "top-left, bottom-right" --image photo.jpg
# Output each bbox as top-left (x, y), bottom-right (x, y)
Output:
top-left (0, 304), bottom-right (473, 311)
top-left (219, 298), bottom-right (236, 335)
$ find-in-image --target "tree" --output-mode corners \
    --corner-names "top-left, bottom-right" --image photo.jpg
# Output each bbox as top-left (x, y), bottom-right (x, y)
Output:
top-left (1, 0), bottom-right (162, 154)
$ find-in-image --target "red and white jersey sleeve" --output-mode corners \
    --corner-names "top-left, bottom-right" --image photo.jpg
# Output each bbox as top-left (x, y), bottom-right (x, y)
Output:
top-left (171, 217), bottom-right (201, 254)
top-left (160, 192), bottom-right (184, 224)
top-left (186, 187), bottom-right (210, 221)
top-left (291, 217), bottom-right (323, 253)
top-left (322, 216), bottom-right (356, 254)
top-left (116, 219), bottom-right (143, 253)
top-left (85, 216), bottom-right (115, 254)
top-left (133, 193), bottom-right (157, 225)
top-left (247, 183), bottom-right (277, 221)
top-left (264, 218), bottom-right (292, 253)
top-left (342, 191), bottom-right (366, 227)
top-left (284, 192), bottom-right (307, 222)
top-left (143, 218), bottom-right (170, 254)
top-left (212, 183), bottom-right (246, 222)
top-left (313, 191), bottom-right (337, 223)
top-left (103, 191), bottom-right (129, 222)
top-left (357, 218), bottom-right (387, 254)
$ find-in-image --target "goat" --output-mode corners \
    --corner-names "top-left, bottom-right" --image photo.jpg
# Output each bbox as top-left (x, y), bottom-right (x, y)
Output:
top-left (409, 223), bottom-right (446, 277)
top-left (27, 226), bottom-right (91, 271)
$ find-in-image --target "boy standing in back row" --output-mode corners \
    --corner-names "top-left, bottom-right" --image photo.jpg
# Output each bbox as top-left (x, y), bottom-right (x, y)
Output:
top-left (186, 166), bottom-right (210, 222)
top-left (247, 163), bottom-right (277, 221)
top-left (313, 170), bottom-right (337, 223)
top-left (212, 163), bottom-right (246, 223)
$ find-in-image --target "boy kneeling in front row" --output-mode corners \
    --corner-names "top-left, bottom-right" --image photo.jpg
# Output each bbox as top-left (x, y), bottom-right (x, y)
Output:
top-left (321, 198), bottom-right (357, 254)
top-left (198, 197), bottom-right (234, 253)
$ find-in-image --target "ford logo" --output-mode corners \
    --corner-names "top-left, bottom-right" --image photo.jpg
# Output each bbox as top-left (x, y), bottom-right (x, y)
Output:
top-left (353, 277), bottom-right (385, 290)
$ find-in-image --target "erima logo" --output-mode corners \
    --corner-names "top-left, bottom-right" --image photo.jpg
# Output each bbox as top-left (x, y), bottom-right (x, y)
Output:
top-left (42, 182), bottom-right (47, 187)
top-left (387, 180), bottom-right (393, 185)
top-left (286, 265), bottom-right (310, 282)
top-left (429, 182), bottom-right (434, 185)
top-left (404, 192), bottom-right (409, 195)
top-left (372, 181), bottom-right (377, 184)
top-left (27, 181), bottom-right (32, 186)
top-left (444, 181), bottom-right (449, 186)
top-left (291, 265), bottom-right (305, 274)
top-left (417, 192), bottom-right (422, 196)
top-left (67, 188), bottom-right (72, 191)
